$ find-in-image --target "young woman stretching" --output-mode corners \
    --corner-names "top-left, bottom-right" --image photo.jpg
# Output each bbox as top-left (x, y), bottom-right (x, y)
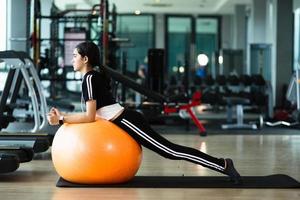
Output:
top-left (47, 41), bottom-right (242, 184)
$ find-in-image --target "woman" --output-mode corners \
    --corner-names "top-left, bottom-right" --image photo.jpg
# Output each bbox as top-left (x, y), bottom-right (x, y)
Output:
top-left (47, 41), bottom-right (242, 184)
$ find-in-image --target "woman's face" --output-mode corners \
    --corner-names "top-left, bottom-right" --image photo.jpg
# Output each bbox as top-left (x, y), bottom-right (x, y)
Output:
top-left (72, 48), bottom-right (86, 72)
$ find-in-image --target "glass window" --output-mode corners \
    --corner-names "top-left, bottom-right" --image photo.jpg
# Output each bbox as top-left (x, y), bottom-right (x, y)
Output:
top-left (0, 0), bottom-right (7, 50)
top-left (166, 16), bottom-right (192, 80)
top-left (196, 17), bottom-right (219, 76)
top-left (116, 14), bottom-right (154, 72)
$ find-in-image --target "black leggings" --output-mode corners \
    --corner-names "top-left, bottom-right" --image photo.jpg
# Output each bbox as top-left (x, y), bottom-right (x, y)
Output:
top-left (112, 109), bottom-right (226, 173)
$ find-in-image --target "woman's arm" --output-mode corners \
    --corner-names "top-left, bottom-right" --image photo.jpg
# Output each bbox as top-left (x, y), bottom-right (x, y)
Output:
top-left (47, 100), bottom-right (97, 125)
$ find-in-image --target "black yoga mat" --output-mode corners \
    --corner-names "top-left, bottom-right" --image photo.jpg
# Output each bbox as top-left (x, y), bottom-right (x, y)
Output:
top-left (56, 174), bottom-right (300, 188)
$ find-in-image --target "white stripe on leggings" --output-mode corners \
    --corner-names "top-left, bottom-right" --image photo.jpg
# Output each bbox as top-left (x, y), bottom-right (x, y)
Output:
top-left (121, 118), bottom-right (224, 171)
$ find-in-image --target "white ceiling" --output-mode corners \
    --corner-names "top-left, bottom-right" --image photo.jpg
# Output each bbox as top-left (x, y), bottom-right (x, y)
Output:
top-left (54, 0), bottom-right (253, 15)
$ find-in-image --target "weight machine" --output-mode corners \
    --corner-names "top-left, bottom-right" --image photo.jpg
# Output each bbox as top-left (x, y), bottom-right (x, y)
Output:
top-left (266, 67), bottom-right (300, 127)
top-left (103, 65), bottom-right (207, 136)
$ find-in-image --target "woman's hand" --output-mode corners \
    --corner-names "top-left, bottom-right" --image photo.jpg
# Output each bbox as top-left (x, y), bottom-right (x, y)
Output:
top-left (47, 112), bottom-right (59, 125)
top-left (47, 107), bottom-right (62, 125)
top-left (46, 101), bottom-right (96, 124)
top-left (50, 107), bottom-right (62, 116)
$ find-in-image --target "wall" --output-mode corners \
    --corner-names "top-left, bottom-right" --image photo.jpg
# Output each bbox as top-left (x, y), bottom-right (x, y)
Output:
top-left (221, 15), bottom-right (233, 49)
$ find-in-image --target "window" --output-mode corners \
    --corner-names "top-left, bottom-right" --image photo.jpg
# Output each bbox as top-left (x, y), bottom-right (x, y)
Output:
top-left (0, 0), bottom-right (7, 50)
top-left (117, 14), bottom-right (154, 72)
top-left (166, 16), bottom-right (192, 79)
top-left (196, 17), bottom-right (219, 75)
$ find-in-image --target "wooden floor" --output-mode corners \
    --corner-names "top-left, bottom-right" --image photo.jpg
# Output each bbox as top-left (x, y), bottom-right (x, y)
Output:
top-left (0, 127), bottom-right (300, 200)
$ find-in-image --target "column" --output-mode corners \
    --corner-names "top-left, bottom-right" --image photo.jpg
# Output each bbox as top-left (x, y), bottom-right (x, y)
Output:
top-left (7, 0), bottom-right (28, 51)
top-left (275, 0), bottom-right (293, 106)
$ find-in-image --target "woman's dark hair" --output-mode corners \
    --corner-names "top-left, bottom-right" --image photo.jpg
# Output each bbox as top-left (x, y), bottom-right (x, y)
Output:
top-left (75, 41), bottom-right (101, 68)
top-left (76, 41), bottom-right (112, 89)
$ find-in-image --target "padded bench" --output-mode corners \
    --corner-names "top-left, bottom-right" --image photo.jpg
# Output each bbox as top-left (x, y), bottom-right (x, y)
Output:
top-left (221, 96), bottom-right (257, 130)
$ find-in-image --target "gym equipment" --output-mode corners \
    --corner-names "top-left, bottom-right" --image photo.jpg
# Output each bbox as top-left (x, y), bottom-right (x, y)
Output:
top-left (0, 51), bottom-right (52, 146)
top-left (266, 67), bottom-right (300, 127)
top-left (56, 174), bottom-right (300, 188)
top-left (0, 51), bottom-right (48, 132)
top-left (0, 154), bottom-right (19, 173)
top-left (163, 91), bottom-right (205, 131)
top-left (0, 135), bottom-right (49, 173)
top-left (220, 73), bottom-right (273, 130)
top-left (34, 0), bottom-right (120, 96)
top-left (147, 49), bottom-right (165, 94)
top-left (52, 119), bottom-right (142, 184)
top-left (0, 51), bottom-right (51, 173)
top-left (221, 97), bottom-right (258, 130)
top-left (221, 74), bottom-right (256, 130)
top-left (265, 120), bottom-right (298, 127)
top-left (0, 147), bottom-right (34, 163)
top-left (0, 134), bottom-right (50, 153)
top-left (103, 65), bottom-right (207, 136)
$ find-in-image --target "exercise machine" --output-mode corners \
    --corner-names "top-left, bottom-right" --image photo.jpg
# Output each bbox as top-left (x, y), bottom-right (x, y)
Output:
top-left (266, 67), bottom-right (300, 127)
top-left (220, 74), bottom-right (272, 130)
top-left (0, 51), bottom-right (51, 173)
top-left (103, 65), bottom-right (207, 136)
top-left (0, 51), bottom-right (48, 132)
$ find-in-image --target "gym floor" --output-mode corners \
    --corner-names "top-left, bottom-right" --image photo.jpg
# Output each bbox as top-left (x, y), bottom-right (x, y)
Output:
top-left (0, 124), bottom-right (299, 200)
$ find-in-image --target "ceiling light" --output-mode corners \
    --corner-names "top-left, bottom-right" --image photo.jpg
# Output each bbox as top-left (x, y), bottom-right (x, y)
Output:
top-left (144, 0), bottom-right (172, 7)
top-left (218, 56), bottom-right (223, 64)
top-left (197, 54), bottom-right (209, 66)
top-left (134, 10), bottom-right (141, 15)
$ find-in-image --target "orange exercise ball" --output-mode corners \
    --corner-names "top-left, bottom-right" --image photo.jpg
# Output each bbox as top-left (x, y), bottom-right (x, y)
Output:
top-left (51, 119), bottom-right (143, 184)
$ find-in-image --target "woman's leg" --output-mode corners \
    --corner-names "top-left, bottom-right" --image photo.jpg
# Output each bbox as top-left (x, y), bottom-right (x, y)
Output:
top-left (112, 109), bottom-right (241, 183)
top-left (113, 109), bottom-right (225, 173)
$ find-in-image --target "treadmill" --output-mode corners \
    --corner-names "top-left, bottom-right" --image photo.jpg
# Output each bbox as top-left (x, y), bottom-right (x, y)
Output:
top-left (0, 153), bottom-right (19, 173)
top-left (0, 51), bottom-right (52, 173)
